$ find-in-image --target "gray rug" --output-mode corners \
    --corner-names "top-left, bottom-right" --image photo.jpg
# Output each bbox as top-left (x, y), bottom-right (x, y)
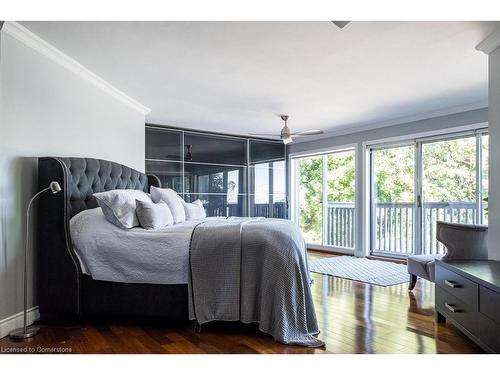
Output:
top-left (309, 256), bottom-right (409, 286)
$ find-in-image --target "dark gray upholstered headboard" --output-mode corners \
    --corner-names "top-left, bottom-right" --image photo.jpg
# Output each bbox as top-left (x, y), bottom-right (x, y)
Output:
top-left (37, 157), bottom-right (160, 317)
top-left (40, 157), bottom-right (161, 219)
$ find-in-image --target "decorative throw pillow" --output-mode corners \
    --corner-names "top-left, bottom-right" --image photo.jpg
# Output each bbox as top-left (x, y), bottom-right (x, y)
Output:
top-left (135, 200), bottom-right (174, 229)
top-left (150, 186), bottom-right (186, 224)
top-left (182, 199), bottom-right (207, 221)
top-left (93, 189), bottom-right (151, 229)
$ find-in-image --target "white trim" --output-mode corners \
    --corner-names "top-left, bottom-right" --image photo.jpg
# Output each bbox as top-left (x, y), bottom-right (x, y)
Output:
top-left (0, 307), bottom-right (39, 339)
top-left (476, 27), bottom-right (500, 54)
top-left (1, 21), bottom-right (151, 115)
top-left (289, 143), bottom-right (358, 159)
top-left (361, 122), bottom-right (487, 149)
top-left (321, 155), bottom-right (328, 246)
top-left (292, 101), bottom-right (487, 144)
top-left (360, 144), bottom-right (371, 257)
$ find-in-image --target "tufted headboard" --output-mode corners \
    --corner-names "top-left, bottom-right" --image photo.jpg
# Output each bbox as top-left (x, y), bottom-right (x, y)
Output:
top-left (39, 157), bottom-right (161, 219)
top-left (37, 157), bottom-right (161, 317)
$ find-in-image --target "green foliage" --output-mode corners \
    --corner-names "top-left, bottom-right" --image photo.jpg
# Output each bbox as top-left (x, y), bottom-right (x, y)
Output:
top-left (298, 157), bottom-right (323, 243)
top-left (373, 146), bottom-right (414, 203)
top-left (298, 151), bottom-right (356, 243)
top-left (327, 152), bottom-right (356, 202)
top-left (297, 136), bottom-right (485, 243)
top-left (422, 138), bottom-right (476, 202)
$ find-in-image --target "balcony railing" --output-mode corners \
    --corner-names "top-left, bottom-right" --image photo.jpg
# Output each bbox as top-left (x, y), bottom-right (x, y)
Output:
top-left (326, 203), bottom-right (355, 248)
top-left (206, 202), bottom-right (287, 218)
top-left (252, 202), bottom-right (287, 218)
top-left (327, 201), bottom-right (478, 255)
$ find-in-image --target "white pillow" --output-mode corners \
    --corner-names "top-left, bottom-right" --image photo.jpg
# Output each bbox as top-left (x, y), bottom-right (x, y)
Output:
top-left (135, 200), bottom-right (174, 229)
top-left (150, 186), bottom-right (186, 224)
top-left (93, 189), bottom-right (152, 229)
top-left (182, 199), bottom-right (207, 221)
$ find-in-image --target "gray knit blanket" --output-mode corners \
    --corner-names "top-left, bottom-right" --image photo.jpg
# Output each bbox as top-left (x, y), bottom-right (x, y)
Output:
top-left (188, 217), bottom-right (324, 347)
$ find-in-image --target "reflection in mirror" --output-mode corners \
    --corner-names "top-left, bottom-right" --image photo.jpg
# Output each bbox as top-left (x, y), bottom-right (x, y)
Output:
top-left (184, 164), bottom-right (246, 194)
top-left (145, 125), bottom-right (286, 219)
top-left (146, 128), bottom-right (182, 161)
top-left (185, 194), bottom-right (246, 217)
top-left (184, 133), bottom-right (247, 165)
top-left (145, 161), bottom-right (183, 192)
top-left (250, 140), bottom-right (285, 164)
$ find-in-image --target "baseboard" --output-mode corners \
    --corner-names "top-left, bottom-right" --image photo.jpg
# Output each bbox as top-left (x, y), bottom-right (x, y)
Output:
top-left (307, 245), bottom-right (354, 256)
top-left (0, 306), bottom-right (40, 339)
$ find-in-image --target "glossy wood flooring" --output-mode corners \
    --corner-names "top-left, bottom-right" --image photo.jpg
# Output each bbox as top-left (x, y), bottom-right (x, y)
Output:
top-left (0, 253), bottom-right (483, 354)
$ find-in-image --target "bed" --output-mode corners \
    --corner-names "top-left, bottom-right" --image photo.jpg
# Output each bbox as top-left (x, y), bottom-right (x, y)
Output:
top-left (38, 157), bottom-right (188, 320)
top-left (38, 157), bottom-right (322, 346)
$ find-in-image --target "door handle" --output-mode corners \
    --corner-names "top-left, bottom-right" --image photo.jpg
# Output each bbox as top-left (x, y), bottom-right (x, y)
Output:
top-left (445, 280), bottom-right (460, 288)
top-left (445, 303), bottom-right (461, 313)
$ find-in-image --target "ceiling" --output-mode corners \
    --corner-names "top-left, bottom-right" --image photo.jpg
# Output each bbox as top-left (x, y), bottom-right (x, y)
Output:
top-left (21, 21), bottom-right (499, 140)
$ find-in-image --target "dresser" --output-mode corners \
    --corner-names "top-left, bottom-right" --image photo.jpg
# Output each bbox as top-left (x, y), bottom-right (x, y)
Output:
top-left (435, 260), bottom-right (500, 353)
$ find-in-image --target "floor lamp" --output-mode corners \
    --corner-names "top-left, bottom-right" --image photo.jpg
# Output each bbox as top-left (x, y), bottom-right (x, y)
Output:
top-left (9, 181), bottom-right (62, 339)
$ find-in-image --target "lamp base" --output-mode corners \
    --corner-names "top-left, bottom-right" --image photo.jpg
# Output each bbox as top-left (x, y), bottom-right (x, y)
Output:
top-left (9, 325), bottom-right (40, 340)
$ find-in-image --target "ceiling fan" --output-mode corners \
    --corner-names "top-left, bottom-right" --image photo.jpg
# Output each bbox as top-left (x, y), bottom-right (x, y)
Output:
top-left (249, 115), bottom-right (324, 145)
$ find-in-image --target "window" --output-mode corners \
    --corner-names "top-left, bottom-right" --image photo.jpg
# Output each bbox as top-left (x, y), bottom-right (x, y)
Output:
top-left (481, 134), bottom-right (489, 224)
top-left (296, 155), bottom-right (323, 244)
top-left (292, 148), bottom-right (356, 249)
top-left (249, 160), bottom-right (287, 218)
top-left (369, 131), bottom-right (488, 257)
top-left (227, 170), bottom-right (239, 204)
top-left (371, 145), bottom-right (415, 254)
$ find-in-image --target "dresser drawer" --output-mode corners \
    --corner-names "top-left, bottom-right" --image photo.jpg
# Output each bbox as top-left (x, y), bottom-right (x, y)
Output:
top-left (480, 286), bottom-right (500, 325)
top-left (436, 286), bottom-right (478, 335)
top-left (436, 264), bottom-right (478, 307)
top-left (479, 314), bottom-right (500, 353)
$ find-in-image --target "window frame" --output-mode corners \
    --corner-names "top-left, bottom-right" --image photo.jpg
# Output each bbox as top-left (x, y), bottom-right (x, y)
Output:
top-left (289, 144), bottom-right (358, 254)
top-left (367, 128), bottom-right (489, 258)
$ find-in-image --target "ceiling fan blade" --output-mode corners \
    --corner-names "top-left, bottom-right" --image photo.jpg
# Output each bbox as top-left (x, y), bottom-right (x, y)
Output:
top-left (248, 133), bottom-right (281, 137)
top-left (291, 130), bottom-right (324, 137)
top-left (331, 21), bottom-right (350, 29)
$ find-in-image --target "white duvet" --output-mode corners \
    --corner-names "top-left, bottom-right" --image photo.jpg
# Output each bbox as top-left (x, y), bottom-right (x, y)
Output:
top-left (70, 207), bottom-right (215, 284)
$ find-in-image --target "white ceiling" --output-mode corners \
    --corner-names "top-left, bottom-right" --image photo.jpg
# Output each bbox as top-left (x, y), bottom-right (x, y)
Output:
top-left (21, 21), bottom-right (499, 139)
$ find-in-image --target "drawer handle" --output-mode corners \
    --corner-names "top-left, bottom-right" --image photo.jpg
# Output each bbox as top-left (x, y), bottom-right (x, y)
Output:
top-left (445, 303), bottom-right (461, 313)
top-left (445, 280), bottom-right (460, 288)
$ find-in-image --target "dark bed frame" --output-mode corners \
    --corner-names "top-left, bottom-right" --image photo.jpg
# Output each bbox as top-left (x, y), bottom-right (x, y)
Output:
top-left (37, 157), bottom-right (188, 321)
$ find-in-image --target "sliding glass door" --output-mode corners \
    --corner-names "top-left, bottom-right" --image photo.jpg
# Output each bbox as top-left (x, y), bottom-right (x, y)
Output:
top-left (296, 155), bottom-right (323, 244)
top-left (370, 131), bottom-right (488, 257)
top-left (326, 151), bottom-right (356, 248)
top-left (293, 148), bottom-right (356, 250)
top-left (421, 136), bottom-right (477, 254)
top-left (371, 145), bottom-right (415, 255)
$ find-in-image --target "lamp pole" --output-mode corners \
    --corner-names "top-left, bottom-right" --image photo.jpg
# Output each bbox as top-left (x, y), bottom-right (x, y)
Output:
top-left (9, 182), bottom-right (61, 340)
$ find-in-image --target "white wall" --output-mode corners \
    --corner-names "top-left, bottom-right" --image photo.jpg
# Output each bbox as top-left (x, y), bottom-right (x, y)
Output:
top-left (487, 47), bottom-right (500, 260)
top-left (0, 25), bottom-right (147, 326)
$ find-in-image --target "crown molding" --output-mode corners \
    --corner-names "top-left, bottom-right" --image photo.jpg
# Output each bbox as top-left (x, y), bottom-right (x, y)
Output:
top-left (1, 21), bottom-right (151, 115)
top-left (476, 26), bottom-right (500, 54)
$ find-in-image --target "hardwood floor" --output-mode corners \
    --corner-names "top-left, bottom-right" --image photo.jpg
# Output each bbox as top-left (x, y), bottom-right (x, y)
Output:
top-left (0, 253), bottom-right (483, 354)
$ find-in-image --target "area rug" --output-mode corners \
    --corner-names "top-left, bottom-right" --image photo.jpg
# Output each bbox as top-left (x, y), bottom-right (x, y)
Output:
top-left (309, 256), bottom-right (409, 286)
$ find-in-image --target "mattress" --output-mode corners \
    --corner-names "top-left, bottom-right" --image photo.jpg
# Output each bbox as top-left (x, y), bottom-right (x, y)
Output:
top-left (70, 207), bottom-right (213, 284)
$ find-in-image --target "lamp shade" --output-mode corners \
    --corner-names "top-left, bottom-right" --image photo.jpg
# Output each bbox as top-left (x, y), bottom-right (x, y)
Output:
top-left (50, 181), bottom-right (62, 194)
